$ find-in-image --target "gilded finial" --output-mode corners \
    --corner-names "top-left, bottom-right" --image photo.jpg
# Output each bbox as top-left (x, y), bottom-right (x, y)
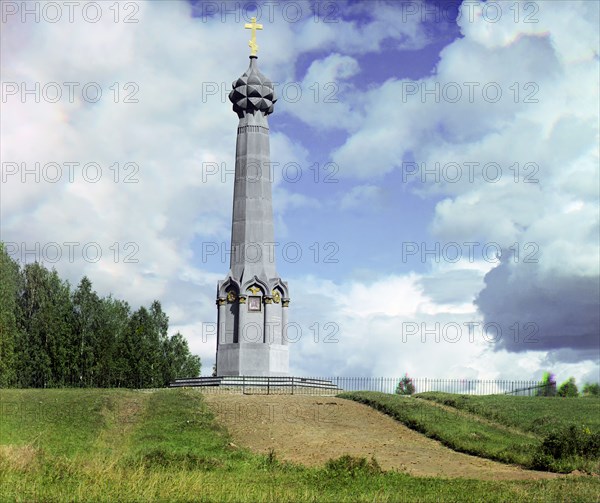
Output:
top-left (244, 16), bottom-right (263, 57)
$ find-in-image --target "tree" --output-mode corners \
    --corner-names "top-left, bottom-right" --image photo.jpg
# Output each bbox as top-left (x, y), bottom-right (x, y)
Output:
top-left (1, 242), bottom-right (199, 390)
top-left (162, 332), bottom-right (201, 385)
top-left (44, 270), bottom-right (75, 387)
top-left (148, 301), bottom-right (169, 386)
top-left (557, 377), bottom-right (579, 397)
top-left (537, 371), bottom-right (557, 397)
top-left (582, 383), bottom-right (600, 397)
top-left (72, 277), bottom-right (101, 387)
top-left (16, 263), bottom-right (74, 387)
top-left (97, 296), bottom-right (130, 388)
top-left (121, 307), bottom-right (154, 388)
top-left (0, 243), bottom-right (20, 387)
top-left (395, 373), bottom-right (415, 395)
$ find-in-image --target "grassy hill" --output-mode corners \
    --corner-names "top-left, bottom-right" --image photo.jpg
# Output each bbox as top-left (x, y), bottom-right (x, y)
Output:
top-left (1, 388), bottom-right (599, 502)
top-left (415, 392), bottom-right (600, 436)
top-left (340, 391), bottom-right (600, 473)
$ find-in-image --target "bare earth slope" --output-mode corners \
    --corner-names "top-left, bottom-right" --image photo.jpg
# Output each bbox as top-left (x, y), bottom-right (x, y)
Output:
top-left (204, 394), bottom-right (560, 480)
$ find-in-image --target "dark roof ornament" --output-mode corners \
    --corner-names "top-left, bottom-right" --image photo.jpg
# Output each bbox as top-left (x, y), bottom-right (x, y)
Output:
top-left (228, 17), bottom-right (277, 118)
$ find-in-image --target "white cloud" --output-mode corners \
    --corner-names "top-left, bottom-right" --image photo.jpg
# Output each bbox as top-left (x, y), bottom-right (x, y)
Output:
top-left (276, 53), bottom-right (361, 131)
top-left (339, 184), bottom-right (382, 210)
top-left (322, 0), bottom-right (599, 362)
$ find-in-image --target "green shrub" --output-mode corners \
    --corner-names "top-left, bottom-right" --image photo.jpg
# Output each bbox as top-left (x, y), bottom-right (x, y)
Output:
top-left (539, 425), bottom-right (600, 460)
top-left (582, 383), bottom-right (600, 397)
top-left (531, 450), bottom-right (554, 471)
top-left (325, 455), bottom-right (382, 477)
top-left (537, 371), bottom-right (557, 397)
top-left (557, 377), bottom-right (579, 397)
top-left (395, 374), bottom-right (415, 395)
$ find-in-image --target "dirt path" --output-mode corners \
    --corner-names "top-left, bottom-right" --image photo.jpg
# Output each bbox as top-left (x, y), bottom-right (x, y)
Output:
top-left (203, 394), bottom-right (560, 480)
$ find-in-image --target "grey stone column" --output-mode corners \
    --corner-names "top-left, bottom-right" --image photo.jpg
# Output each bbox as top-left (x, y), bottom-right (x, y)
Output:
top-left (237, 296), bottom-right (247, 344)
top-left (264, 296), bottom-right (274, 343)
top-left (217, 298), bottom-right (226, 344)
top-left (281, 299), bottom-right (289, 345)
top-left (230, 111), bottom-right (276, 285)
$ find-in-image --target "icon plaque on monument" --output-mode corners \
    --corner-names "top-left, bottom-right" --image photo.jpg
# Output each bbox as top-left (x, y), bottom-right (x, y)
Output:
top-left (248, 296), bottom-right (261, 312)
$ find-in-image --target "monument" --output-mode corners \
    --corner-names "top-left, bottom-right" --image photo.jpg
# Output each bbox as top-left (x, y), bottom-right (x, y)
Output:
top-left (170, 21), bottom-right (339, 391)
top-left (214, 18), bottom-right (290, 376)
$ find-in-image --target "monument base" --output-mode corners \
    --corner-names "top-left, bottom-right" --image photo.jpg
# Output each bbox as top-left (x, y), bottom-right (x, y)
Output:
top-left (216, 342), bottom-right (289, 376)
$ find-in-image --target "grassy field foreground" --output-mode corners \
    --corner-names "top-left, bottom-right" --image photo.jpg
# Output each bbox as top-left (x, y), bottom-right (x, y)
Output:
top-left (0, 388), bottom-right (599, 502)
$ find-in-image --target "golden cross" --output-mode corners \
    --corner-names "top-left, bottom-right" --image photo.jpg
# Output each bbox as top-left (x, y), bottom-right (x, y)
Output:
top-left (244, 17), bottom-right (263, 57)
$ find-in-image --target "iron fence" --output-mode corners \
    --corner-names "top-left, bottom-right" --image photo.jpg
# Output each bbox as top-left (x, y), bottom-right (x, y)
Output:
top-left (170, 376), bottom-right (548, 396)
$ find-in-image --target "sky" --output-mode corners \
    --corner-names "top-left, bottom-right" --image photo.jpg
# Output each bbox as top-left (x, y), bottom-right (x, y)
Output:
top-left (1, 0), bottom-right (599, 384)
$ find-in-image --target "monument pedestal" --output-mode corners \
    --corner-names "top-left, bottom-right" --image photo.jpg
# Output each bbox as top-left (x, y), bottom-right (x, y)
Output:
top-left (216, 343), bottom-right (289, 376)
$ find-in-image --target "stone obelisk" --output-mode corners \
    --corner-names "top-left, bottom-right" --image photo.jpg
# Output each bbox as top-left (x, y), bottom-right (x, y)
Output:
top-left (215, 18), bottom-right (290, 376)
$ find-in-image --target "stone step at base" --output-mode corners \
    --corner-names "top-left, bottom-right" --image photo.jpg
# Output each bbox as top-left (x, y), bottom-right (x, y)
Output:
top-left (169, 376), bottom-right (341, 390)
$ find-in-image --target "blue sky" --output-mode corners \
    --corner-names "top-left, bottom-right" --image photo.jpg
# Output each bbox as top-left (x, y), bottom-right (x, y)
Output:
top-left (2, 0), bottom-right (599, 384)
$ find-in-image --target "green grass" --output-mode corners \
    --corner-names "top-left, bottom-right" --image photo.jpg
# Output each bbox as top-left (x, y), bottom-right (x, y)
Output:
top-left (340, 391), bottom-right (600, 474)
top-left (0, 388), bottom-right (121, 456)
top-left (415, 392), bottom-right (600, 436)
top-left (123, 387), bottom-right (246, 471)
top-left (0, 388), bottom-right (598, 502)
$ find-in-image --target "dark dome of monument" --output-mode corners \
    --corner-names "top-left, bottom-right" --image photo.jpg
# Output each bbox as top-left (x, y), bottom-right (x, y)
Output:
top-left (229, 57), bottom-right (277, 117)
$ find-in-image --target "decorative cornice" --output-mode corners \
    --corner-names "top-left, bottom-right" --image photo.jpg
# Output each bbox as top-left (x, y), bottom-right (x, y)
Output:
top-left (238, 125), bottom-right (269, 135)
top-left (239, 296), bottom-right (247, 304)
